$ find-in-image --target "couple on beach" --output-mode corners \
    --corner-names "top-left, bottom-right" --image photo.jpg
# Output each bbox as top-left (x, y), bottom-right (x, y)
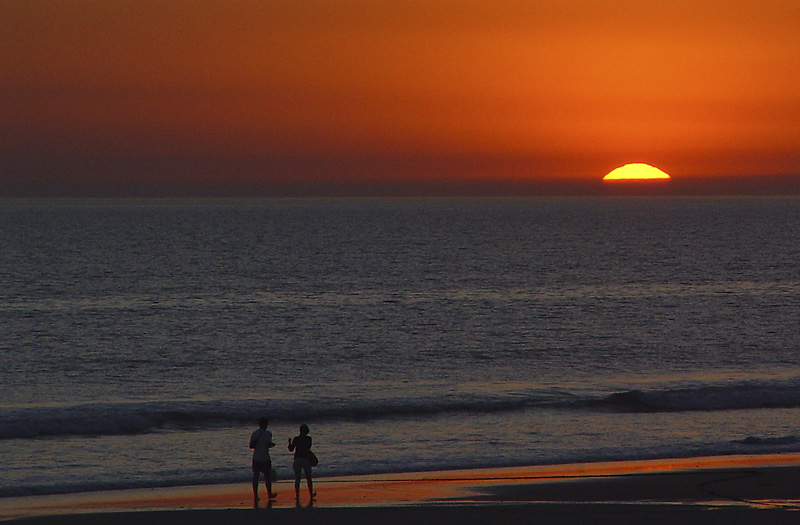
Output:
top-left (250, 418), bottom-right (317, 502)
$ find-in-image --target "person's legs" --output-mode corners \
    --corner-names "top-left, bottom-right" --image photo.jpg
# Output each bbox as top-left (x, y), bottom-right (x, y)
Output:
top-left (305, 466), bottom-right (315, 497)
top-left (252, 469), bottom-right (261, 500)
top-left (293, 462), bottom-right (302, 499)
top-left (264, 463), bottom-right (277, 498)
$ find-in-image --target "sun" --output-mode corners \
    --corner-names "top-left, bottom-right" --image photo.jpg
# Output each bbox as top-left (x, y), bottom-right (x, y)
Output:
top-left (603, 163), bottom-right (671, 182)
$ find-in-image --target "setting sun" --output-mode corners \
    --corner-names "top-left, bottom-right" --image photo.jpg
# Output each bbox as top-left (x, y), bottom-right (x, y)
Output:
top-left (603, 164), bottom-right (671, 182)
top-left (3, 1), bottom-right (800, 197)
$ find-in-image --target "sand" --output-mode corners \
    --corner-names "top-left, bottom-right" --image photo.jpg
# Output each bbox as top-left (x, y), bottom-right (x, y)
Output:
top-left (4, 453), bottom-right (800, 524)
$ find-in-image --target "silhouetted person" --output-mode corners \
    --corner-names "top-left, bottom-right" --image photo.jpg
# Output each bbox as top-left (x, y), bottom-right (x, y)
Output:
top-left (288, 424), bottom-right (316, 500)
top-left (250, 417), bottom-right (277, 501)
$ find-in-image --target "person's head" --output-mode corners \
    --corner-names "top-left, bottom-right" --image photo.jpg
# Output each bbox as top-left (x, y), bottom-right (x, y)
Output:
top-left (259, 417), bottom-right (269, 429)
top-left (299, 424), bottom-right (309, 435)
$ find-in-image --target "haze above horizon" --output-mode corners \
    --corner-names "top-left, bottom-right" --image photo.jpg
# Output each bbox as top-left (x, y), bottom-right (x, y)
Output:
top-left (2, 1), bottom-right (800, 197)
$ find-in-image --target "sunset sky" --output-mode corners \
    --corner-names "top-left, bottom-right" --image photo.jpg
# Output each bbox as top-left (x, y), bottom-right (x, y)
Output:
top-left (3, 0), bottom-right (800, 197)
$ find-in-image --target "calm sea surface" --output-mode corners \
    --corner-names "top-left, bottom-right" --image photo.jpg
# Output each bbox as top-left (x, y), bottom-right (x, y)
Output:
top-left (2, 197), bottom-right (800, 497)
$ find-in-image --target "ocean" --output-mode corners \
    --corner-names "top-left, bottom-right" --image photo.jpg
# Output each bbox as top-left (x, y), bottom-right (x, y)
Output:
top-left (2, 197), bottom-right (800, 498)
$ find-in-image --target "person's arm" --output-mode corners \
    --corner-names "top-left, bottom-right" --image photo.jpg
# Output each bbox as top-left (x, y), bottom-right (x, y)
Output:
top-left (249, 430), bottom-right (262, 449)
top-left (288, 438), bottom-right (295, 451)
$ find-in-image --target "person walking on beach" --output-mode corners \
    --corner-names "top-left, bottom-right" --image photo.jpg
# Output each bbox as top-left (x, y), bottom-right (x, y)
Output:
top-left (288, 424), bottom-right (316, 500)
top-left (250, 417), bottom-right (277, 501)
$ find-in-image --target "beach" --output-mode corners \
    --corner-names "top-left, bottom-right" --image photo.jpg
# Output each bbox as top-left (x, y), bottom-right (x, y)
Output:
top-left (4, 199), bottom-right (800, 522)
top-left (5, 199), bottom-right (800, 499)
top-left (4, 453), bottom-right (800, 524)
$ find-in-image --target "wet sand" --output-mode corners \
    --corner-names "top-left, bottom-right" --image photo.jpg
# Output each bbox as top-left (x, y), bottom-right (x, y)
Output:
top-left (4, 453), bottom-right (800, 524)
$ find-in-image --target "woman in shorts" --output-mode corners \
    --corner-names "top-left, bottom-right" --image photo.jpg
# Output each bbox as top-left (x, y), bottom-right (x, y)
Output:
top-left (288, 424), bottom-right (315, 500)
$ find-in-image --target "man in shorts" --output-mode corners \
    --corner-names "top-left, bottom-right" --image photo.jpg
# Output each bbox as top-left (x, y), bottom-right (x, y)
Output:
top-left (249, 417), bottom-right (277, 501)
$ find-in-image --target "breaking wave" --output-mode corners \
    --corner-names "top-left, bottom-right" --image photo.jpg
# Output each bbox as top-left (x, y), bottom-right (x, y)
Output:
top-left (4, 379), bottom-right (800, 440)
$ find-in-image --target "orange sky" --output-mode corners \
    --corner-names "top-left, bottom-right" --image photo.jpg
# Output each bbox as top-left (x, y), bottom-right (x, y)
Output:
top-left (2, 0), bottom-right (800, 196)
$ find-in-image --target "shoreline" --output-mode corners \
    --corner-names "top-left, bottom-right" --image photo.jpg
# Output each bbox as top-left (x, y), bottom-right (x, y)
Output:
top-left (4, 452), bottom-right (800, 522)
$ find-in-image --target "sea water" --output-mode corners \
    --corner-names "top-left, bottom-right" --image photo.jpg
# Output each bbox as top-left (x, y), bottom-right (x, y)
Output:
top-left (2, 197), bottom-right (800, 497)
